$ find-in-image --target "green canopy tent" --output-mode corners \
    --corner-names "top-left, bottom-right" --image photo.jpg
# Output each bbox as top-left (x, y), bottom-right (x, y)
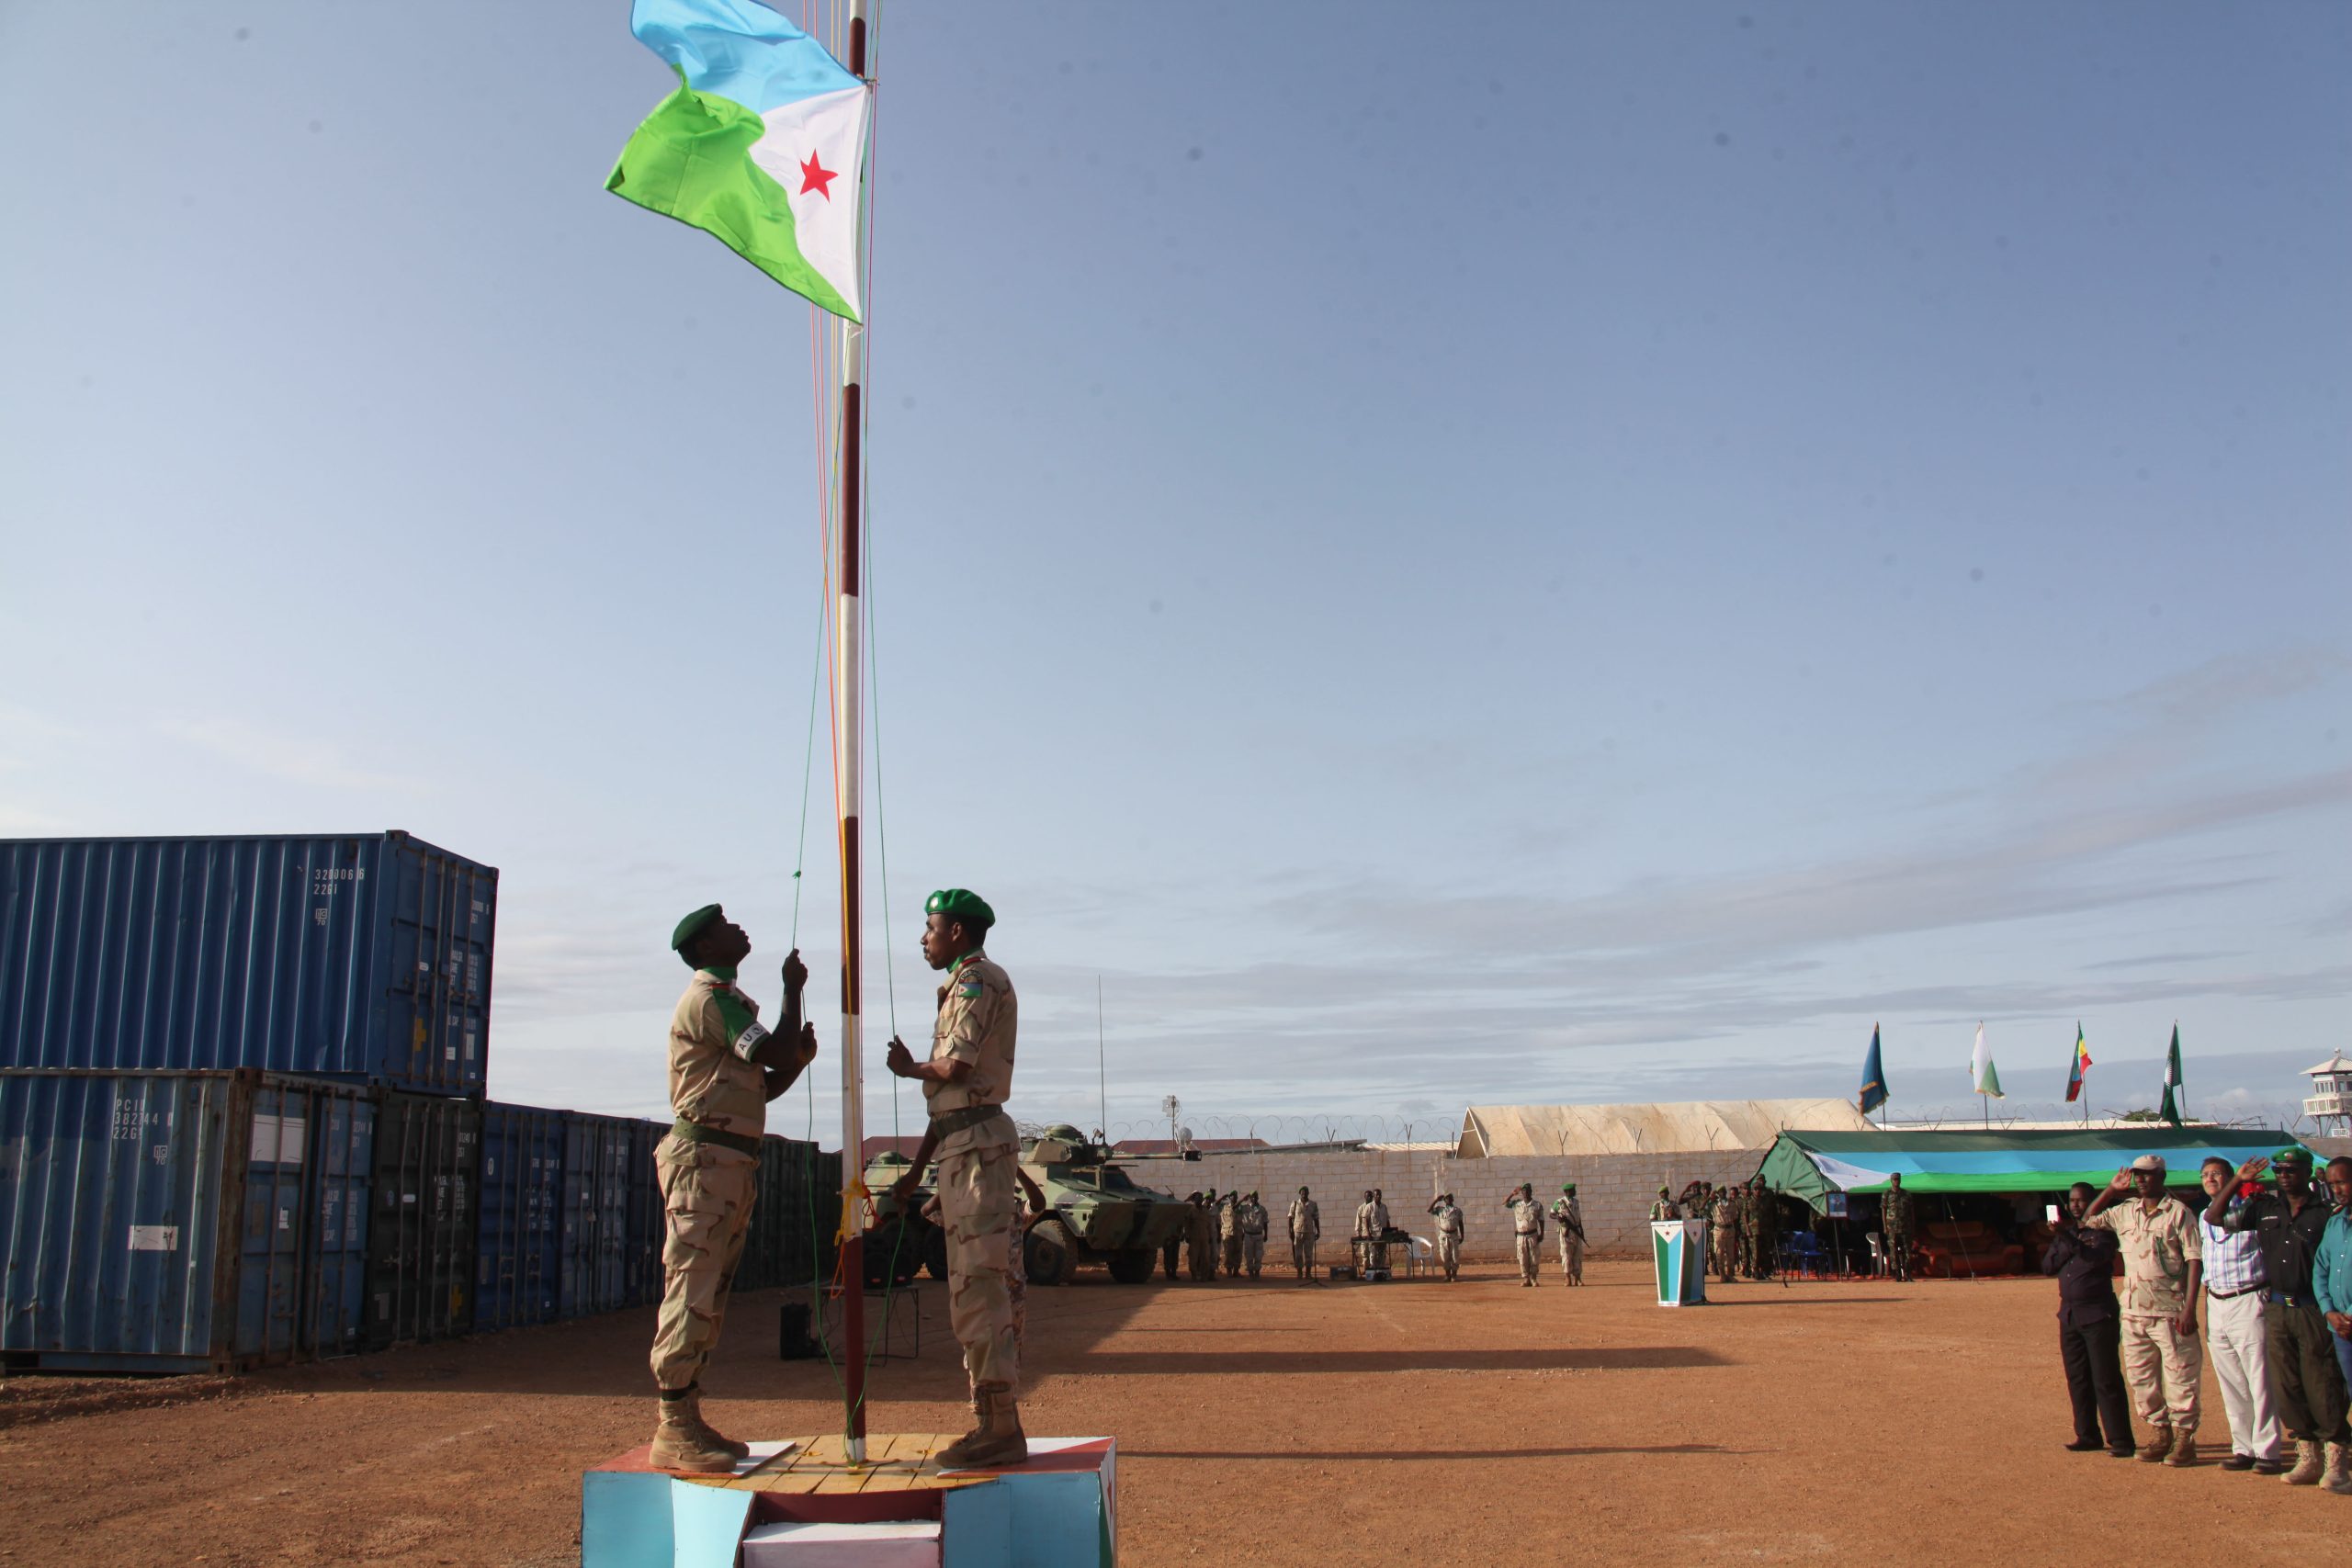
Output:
top-left (1758, 1126), bottom-right (2310, 1213)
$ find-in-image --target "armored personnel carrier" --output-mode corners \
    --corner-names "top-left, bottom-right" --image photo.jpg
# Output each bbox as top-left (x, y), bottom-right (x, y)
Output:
top-left (856, 1125), bottom-right (1192, 1286)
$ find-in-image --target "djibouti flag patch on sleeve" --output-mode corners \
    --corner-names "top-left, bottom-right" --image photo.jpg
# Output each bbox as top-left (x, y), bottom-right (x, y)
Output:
top-left (608, 0), bottom-right (869, 321)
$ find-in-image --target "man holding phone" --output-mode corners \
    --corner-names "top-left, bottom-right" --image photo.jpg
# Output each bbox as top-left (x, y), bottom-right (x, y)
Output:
top-left (2044, 1181), bottom-right (2133, 1457)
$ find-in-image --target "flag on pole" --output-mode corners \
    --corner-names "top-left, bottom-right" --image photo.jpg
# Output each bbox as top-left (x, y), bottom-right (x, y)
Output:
top-left (2159, 1024), bottom-right (2185, 1125)
top-left (608, 0), bottom-right (870, 320)
top-left (2064, 1023), bottom-right (2092, 1103)
top-left (1971, 1023), bottom-right (2004, 1099)
top-left (1858, 1024), bottom-right (1890, 1115)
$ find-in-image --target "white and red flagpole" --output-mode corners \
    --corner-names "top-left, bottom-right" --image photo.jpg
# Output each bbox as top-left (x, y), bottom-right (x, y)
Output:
top-left (834, 0), bottom-right (875, 1465)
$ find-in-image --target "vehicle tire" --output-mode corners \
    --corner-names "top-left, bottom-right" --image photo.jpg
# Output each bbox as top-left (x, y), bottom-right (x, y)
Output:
top-left (1106, 1248), bottom-right (1155, 1284)
top-left (923, 1224), bottom-right (949, 1280)
top-left (1025, 1218), bottom-right (1079, 1286)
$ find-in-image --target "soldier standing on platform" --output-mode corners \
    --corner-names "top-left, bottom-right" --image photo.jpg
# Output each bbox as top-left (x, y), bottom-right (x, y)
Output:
top-left (1650, 1186), bottom-right (1682, 1222)
top-left (1289, 1186), bottom-right (1322, 1283)
top-left (1505, 1183), bottom-right (1545, 1286)
top-left (650, 906), bottom-right (820, 1473)
top-left (1550, 1184), bottom-right (1586, 1285)
top-left (1881, 1174), bottom-right (1917, 1281)
top-left (1238, 1192), bottom-right (1269, 1278)
top-left (885, 888), bottom-right (1028, 1469)
top-left (1428, 1192), bottom-right (1465, 1281)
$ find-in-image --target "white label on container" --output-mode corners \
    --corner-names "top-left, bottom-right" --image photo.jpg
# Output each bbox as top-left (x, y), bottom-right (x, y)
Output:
top-left (130, 1225), bottom-right (179, 1252)
top-left (251, 1114), bottom-right (308, 1166)
top-left (278, 1207), bottom-right (291, 1231)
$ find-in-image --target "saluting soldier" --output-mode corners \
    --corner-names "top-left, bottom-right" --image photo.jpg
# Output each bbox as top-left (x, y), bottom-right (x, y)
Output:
top-left (1428, 1192), bottom-right (1465, 1282)
top-left (1289, 1186), bottom-right (1322, 1283)
top-left (1219, 1190), bottom-right (1245, 1278)
top-left (1238, 1192), bottom-right (1269, 1278)
top-left (1505, 1183), bottom-right (1546, 1286)
top-left (886, 888), bottom-right (1027, 1468)
top-left (649, 905), bottom-right (819, 1472)
top-left (1550, 1184), bottom-right (1586, 1285)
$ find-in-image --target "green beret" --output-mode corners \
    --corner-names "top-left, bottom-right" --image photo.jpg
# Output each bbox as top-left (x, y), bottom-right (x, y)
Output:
top-left (2274, 1146), bottom-right (2313, 1169)
top-left (1563, 1183), bottom-right (1576, 1193)
top-left (925, 888), bottom-right (995, 930)
top-left (671, 904), bottom-right (723, 953)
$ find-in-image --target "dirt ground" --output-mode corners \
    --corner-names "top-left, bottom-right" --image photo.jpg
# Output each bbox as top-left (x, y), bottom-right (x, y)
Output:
top-left (4, 1258), bottom-right (2347, 1567)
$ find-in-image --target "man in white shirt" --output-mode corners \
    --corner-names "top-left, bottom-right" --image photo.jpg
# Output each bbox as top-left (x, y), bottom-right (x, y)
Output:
top-left (2198, 1156), bottom-right (2286, 1472)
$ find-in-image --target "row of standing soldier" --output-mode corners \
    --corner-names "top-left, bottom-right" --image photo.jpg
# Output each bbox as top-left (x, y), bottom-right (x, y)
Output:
top-left (1159, 1190), bottom-right (1272, 1280)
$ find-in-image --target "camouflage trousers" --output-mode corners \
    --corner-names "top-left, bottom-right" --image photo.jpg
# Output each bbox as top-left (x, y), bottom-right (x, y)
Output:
top-left (937, 1143), bottom-right (1020, 1397)
top-left (1559, 1231), bottom-right (1584, 1282)
top-left (1241, 1235), bottom-right (1266, 1275)
top-left (1291, 1235), bottom-right (1317, 1275)
top-left (1222, 1236), bottom-right (1244, 1275)
top-left (1435, 1234), bottom-right (1461, 1276)
top-left (649, 1143), bottom-right (756, 1390)
top-left (2120, 1314), bottom-right (2202, 1436)
top-left (1514, 1233), bottom-right (1541, 1283)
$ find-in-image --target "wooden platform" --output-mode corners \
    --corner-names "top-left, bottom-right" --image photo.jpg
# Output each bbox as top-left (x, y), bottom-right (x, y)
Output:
top-left (583, 1436), bottom-right (1116, 1566)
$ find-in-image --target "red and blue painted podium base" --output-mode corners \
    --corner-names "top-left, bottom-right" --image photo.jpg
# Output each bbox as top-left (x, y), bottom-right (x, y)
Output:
top-left (583, 1434), bottom-right (1116, 1568)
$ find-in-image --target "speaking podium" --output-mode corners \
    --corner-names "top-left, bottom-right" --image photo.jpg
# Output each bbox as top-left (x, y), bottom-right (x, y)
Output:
top-left (1650, 1219), bottom-right (1707, 1307)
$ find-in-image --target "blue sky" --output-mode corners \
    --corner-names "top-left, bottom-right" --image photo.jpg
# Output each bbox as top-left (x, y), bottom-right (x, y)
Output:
top-left (3, 2), bottom-right (2346, 1146)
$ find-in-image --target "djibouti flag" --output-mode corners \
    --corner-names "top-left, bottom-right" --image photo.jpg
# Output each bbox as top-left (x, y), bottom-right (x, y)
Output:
top-left (608, 0), bottom-right (868, 321)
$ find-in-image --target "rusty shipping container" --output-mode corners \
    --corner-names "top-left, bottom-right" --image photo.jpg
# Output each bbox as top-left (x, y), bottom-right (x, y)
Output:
top-left (0, 832), bottom-right (496, 1094)
top-left (0, 1069), bottom-right (375, 1374)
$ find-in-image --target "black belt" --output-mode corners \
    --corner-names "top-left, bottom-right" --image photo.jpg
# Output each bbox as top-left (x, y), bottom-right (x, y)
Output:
top-left (671, 1118), bottom-right (762, 1157)
top-left (2208, 1281), bottom-right (2266, 1301)
top-left (928, 1103), bottom-right (1009, 1137)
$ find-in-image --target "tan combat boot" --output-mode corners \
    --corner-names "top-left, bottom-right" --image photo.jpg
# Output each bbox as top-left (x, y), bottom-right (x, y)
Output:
top-left (650, 1393), bottom-right (739, 1474)
top-left (679, 1385), bottom-right (751, 1461)
top-left (2135, 1427), bottom-right (2172, 1464)
top-left (2324, 1441), bottom-right (2352, 1495)
top-left (934, 1383), bottom-right (1027, 1470)
top-left (2282, 1438), bottom-right (2324, 1485)
top-left (2164, 1431), bottom-right (2199, 1468)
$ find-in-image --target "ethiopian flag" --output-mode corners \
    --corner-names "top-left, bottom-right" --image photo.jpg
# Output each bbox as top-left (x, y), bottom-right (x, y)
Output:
top-left (2064, 1023), bottom-right (2091, 1103)
top-left (608, 0), bottom-right (869, 321)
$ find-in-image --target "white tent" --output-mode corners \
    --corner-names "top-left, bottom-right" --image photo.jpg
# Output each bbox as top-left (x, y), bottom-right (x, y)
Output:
top-left (1456, 1099), bottom-right (1874, 1159)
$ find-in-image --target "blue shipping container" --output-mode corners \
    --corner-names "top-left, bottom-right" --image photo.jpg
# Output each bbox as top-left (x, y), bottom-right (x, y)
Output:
top-left (475, 1101), bottom-right (564, 1331)
top-left (0, 832), bottom-right (497, 1094)
top-left (0, 1069), bottom-right (376, 1373)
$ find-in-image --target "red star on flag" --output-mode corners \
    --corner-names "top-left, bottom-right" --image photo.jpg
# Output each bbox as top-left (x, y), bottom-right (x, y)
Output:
top-left (797, 151), bottom-right (838, 200)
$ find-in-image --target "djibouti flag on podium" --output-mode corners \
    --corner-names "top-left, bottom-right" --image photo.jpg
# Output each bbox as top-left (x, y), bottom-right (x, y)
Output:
top-left (607, 0), bottom-right (870, 320)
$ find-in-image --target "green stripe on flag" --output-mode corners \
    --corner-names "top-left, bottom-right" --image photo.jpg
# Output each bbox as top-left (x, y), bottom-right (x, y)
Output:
top-left (607, 74), bottom-right (856, 321)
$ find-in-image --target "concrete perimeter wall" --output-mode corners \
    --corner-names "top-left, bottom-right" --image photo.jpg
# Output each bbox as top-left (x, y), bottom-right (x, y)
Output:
top-left (1125, 1147), bottom-right (1767, 1258)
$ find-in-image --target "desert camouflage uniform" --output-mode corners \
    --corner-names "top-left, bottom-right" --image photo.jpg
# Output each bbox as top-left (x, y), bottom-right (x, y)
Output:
top-left (1430, 1198), bottom-right (1465, 1280)
top-left (1550, 1194), bottom-right (1586, 1283)
top-left (1238, 1198), bottom-right (1269, 1277)
top-left (926, 949), bottom-right (1023, 1399)
top-left (1289, 1196), bottom-right (1321, 1278)
top-left (1710, 1190), bottom-right (1742, 1281)
top-left (2086, 1196), bottom-right (2204, 1439)
top-left (650, 968), bottom-right (767, 1390)
top-left (1219, 1194), bottom-right (1244, 1277)
top-left (1507, 1193), bottom-right (1545, 1284)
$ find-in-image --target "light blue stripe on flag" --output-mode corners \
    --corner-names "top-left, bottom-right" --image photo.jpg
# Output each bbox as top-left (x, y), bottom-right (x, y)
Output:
top-left (631, 0), bottom-right (859, 112)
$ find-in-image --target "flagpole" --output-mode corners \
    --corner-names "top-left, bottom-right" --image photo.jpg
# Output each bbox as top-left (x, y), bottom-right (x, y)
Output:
top-left (834, 0), bottom-right (876, 1467)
